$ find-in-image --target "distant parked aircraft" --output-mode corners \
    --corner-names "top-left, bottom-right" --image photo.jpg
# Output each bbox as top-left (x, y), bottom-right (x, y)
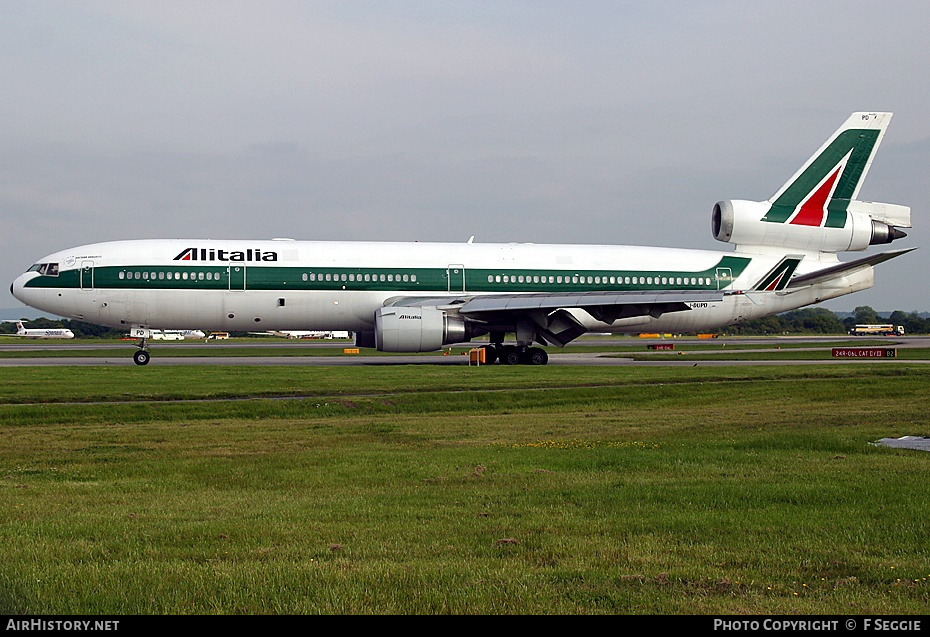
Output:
top-left (5, 320), bottom-right (74, 339)
top-left (149, 329), bottom-right (207, 340)
top-left (257, 330), bottom-right (350, 339)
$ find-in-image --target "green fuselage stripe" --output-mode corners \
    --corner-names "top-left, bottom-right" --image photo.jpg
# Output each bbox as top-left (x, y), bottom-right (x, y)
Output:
top-left (25, 256), bottom-right (752, 293)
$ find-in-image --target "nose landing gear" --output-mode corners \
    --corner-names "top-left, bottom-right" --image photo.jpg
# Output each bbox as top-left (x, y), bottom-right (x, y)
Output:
top-left (133, 346), bottom-right (150, 366)
top-left (130, 328), bottom-right (152, 365)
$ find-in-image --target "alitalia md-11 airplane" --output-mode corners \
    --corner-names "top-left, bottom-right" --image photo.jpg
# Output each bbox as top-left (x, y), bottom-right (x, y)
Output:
top-left (10, 112), bottom-right (913, 365)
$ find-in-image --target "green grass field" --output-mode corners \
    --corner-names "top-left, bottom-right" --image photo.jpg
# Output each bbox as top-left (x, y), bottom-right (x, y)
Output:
top-left (1, 363), bottom-right (928, 614)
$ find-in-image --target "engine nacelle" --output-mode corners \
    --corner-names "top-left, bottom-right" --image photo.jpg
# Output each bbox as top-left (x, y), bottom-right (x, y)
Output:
top-left (374, 307), bottom-right (473, 352)
top-left (712, 199), bottom-right (907, 253)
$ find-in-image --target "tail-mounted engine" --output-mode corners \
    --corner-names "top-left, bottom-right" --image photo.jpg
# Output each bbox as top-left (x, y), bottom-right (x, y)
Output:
top-left (712, 199), bottom-right (909, 253)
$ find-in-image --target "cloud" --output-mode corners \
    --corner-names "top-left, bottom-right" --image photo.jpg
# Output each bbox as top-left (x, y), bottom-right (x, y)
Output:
top-left (2, 1), bottom-right (928, 312)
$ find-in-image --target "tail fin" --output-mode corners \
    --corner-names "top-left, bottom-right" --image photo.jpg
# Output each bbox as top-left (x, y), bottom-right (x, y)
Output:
top-left (712, 112), bottom-right (910, 253)
top-left (15, 321), bottom-right (25, 335)
top-left (764, 112), bottom-right (892, 228)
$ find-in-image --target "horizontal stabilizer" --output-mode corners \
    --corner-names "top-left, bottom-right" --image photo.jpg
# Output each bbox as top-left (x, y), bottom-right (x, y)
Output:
top-left (847, 200), bottom-right (911, 228)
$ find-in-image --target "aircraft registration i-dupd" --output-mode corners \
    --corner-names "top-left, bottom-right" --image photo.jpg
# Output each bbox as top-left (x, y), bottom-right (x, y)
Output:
top-left (10, 112), bottom-right (913, 365)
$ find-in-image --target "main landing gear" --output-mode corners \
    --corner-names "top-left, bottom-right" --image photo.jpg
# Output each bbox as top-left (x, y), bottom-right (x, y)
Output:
top-left (481, 343), bottom-right (549, 365)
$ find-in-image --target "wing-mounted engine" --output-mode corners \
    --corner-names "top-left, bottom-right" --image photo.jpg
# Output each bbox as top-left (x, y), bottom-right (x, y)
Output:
top-left (374, 306), bottom-right (487, 352)
top-left (712, 199), bottom-right (908, 253)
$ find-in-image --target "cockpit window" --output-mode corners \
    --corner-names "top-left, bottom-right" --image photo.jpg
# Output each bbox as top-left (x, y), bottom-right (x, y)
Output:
top-left (28, 263), bottom-right (60, 276)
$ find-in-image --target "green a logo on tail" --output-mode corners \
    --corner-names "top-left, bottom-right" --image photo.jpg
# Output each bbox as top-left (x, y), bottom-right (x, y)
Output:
top-left (763, 114), bottom-right (888, 229)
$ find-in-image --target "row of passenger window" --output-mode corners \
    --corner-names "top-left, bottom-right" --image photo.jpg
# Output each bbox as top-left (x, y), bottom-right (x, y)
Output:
top-left (116, 269), bottom-right (711, 287)
top-left (486, 274), bottom-right (712, 286)
top-left (117, 270), bottom-right (420, 284)
top-left (301, 272), bottom-right (417, 283)
top-left (119, 271), bottom-right (219, 281)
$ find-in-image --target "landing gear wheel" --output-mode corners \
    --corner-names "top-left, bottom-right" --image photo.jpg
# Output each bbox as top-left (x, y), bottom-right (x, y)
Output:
top-left (526, 347), bottom-right (549, 365)
top-left (500, 346), bottom-right (522, 365)
top-left (133, 350), bottom-right (151, 366)
top-left (481, 345), bottom-right (499, 364)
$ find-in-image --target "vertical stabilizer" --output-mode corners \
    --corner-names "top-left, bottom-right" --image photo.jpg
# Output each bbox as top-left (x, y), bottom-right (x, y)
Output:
top-left (764, 112), bottom-right (892, 228)
top-left (712, 112), bottom-right (909, 253)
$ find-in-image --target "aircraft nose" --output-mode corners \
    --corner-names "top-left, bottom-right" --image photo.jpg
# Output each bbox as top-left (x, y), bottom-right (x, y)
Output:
top-left (10, 274), bottom-right (28, 303)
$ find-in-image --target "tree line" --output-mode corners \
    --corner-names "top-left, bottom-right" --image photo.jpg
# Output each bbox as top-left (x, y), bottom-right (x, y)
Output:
top-left (724, 306), bottom-right (929, 336)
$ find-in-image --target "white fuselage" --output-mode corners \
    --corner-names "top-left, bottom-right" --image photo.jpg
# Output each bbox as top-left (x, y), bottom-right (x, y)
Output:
top-left (11, 238), bottom-right (871, 339)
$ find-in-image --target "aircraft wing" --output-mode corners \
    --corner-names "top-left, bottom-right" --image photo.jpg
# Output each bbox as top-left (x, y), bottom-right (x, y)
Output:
top-left (385, 289), bottom-right (723, 317)
top-left (786, 248), bottom-right (915, 288)
top-left (384, 289), bottom-right (725, 346)
top-left (455, 289), bottom-right (723, 319)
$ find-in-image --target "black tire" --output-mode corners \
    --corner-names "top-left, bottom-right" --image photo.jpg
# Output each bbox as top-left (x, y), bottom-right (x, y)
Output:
top-left (501, 346), bottom-right (522, 365)
top-left (526, 347), bottom-right (549, 365)
top-left (481, 345), bottom-right (499, 364)
top-left (133, 350), bottom-right (151, 366)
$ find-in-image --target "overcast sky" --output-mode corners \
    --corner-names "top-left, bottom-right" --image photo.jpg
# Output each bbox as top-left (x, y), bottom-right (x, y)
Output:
top-left (2, 1), bottom-right (928, 314)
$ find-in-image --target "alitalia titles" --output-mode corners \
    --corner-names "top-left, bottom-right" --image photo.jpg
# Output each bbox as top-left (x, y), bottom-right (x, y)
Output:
top-left (174, 248), bottom-right (278, 262)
